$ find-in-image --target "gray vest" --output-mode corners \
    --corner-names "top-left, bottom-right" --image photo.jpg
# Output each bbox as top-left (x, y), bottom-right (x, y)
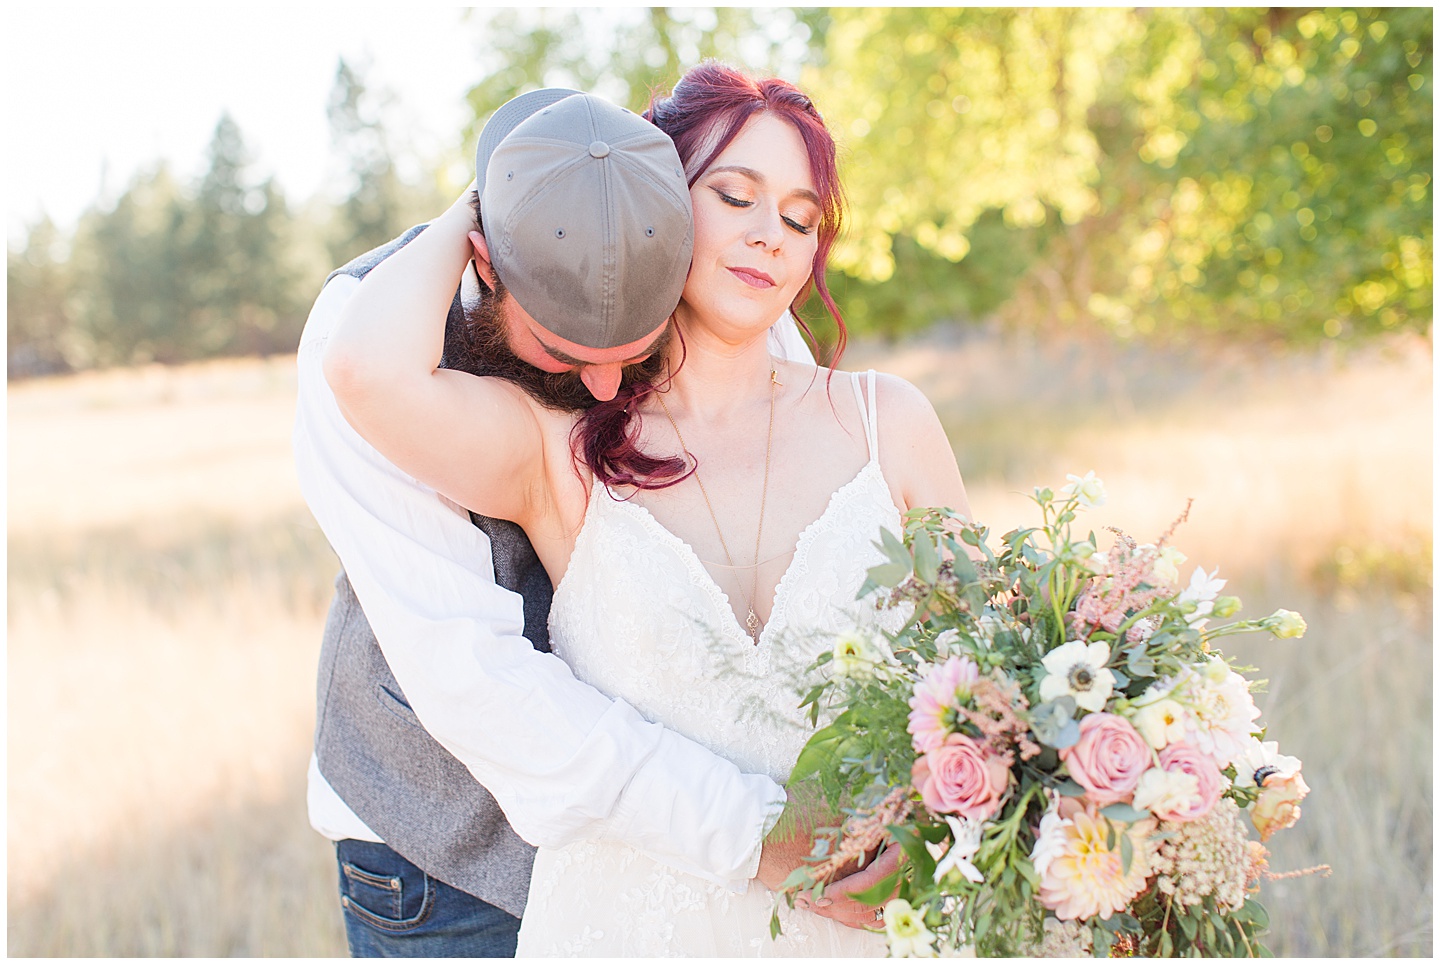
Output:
top-left (313, 226), bottom-right (550, 916)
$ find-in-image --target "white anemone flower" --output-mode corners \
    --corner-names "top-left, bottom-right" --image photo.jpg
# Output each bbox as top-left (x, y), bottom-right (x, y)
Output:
top-left (927, 815), bottom-right (985, 884)
top-left (1059, 470), bottom-right (1108, 508)
top-left (1233, 738), bottom-right (1303, 789)
top-left (1039, 640), bottom-right (1116, 712)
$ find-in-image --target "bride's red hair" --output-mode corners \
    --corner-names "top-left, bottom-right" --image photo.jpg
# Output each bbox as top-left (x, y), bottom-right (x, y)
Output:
top-left (572, 62), bottom-right (849, 492)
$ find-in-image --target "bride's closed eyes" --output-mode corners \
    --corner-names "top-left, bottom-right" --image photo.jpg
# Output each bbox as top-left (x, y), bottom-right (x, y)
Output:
top-left (703, 167), bottom-right (820, 237)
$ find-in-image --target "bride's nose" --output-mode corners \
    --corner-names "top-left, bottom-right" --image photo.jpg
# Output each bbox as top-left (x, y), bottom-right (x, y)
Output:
top-left (745, 208), bottom-right (785, 250)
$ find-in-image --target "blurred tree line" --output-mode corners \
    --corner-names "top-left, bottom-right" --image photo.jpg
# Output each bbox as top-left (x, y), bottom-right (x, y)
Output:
top-left (7, 60), bottom-right (448, 377)
top-left (8, 8), bottom-right (1431, 378)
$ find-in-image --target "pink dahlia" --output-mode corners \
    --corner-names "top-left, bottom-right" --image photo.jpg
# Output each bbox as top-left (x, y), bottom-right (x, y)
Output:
top-left (907, 655), bottom-right (981, 753)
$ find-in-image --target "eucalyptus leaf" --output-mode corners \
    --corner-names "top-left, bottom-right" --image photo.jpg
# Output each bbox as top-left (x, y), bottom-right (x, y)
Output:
top-left (847, 869), bottom-right (902, 906)
top-left (1055, 778), bottom-right (1087, 797)
top-left (879, 527), bottom-right (910, 567)
top-left (865, 561), bottom-right (910, 589)
top-left (1125, 646), bottom-right (1155, 678)
top-left (1100, 802), bottom-right (1152, 823)
top-left (1053, 719), bottom-right (1080, 748)
top-left (914, 531), bottom-right (940, 583)
top-left (1119, 830), bottom-right (1134, 875)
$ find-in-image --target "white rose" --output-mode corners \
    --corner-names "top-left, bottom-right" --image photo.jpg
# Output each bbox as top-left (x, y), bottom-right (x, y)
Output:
top-left (1132, 766), bottom-right (1201, 816)
top-left (1059, 470), bottom-right (1108, 508)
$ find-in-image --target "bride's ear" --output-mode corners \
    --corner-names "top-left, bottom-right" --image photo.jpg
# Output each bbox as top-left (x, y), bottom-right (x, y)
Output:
top-left (469, 230), bottom-right (499, 291)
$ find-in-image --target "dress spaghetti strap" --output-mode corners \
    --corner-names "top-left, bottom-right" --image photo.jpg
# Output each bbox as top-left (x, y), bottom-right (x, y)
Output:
top-left (848, 369), bottom-right (880, 463)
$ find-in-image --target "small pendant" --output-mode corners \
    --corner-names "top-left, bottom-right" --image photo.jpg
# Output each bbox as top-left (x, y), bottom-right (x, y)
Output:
top-left (745, 609), bottom-right (762, 645)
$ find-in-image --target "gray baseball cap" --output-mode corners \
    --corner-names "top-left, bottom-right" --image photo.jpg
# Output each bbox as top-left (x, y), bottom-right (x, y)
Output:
top-left (475, 89), bottom-right (694, 350)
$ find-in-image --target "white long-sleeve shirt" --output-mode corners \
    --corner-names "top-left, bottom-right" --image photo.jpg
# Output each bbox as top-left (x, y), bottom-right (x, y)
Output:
top-left (294, 270), bottom-right (811, 888)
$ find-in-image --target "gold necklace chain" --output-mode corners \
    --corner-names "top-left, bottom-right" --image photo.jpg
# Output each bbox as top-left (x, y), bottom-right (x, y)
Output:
top-left (655, 366), bottom-right (778, 645)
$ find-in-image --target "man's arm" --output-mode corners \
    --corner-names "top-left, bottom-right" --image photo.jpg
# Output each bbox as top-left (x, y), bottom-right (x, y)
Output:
top-left (295, 274), bottom-right (786, 887)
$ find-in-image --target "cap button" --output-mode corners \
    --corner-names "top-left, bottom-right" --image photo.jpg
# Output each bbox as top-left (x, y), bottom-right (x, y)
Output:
top-left (588, 141), bottom-right (611, 159)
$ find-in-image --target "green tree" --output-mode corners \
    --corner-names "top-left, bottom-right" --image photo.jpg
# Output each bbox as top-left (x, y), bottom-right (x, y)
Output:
top-left (327, 58), bottom-right (409, 264)
top-left (801, 7), bottom-right (1431, 341)
top-left (461, 7), bottom-right (823, 137)
top-left (1100, 7), bottom-right (1433, 341)
top-left (7, 217), bottom-right (77, 376)
top-left (60, 114), bottom-right (309, 368)
top-left (184, 113), bottom-right (305, 356)
top-left (67, 162), bottom-right (191, 365)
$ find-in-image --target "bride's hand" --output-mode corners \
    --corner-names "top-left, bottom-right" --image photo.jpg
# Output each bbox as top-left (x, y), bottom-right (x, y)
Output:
top-left (795, 844), bottom-right (901, 931)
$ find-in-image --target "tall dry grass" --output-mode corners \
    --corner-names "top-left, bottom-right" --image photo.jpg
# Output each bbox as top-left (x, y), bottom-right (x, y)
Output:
top-left (7, 336), bottom-right (1432, 956)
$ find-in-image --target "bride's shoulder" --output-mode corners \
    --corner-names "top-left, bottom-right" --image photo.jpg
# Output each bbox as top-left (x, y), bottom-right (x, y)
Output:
top-left (810, 366), bottom-right (941, 429)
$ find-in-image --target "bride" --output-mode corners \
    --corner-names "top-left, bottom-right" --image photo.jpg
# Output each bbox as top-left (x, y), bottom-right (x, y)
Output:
top-left (325, 63), bottom-right (972, 956)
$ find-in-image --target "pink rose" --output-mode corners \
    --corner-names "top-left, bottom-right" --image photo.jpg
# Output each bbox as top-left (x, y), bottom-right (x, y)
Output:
top-left (912, 733), bottom-right (1009, 822)
top-left (1151, 742), bottom-right (1225, 822)
top-left (1059, 713), bottom-right (1151, 805)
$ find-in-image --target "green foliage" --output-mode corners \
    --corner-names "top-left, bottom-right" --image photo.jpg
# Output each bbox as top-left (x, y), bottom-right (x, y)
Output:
top-left (7, 216), bottom-right (75, 376)
top-left (327, 59), bottom-right (414, 265)
top-left (1094, 7), bottom-right (1433, 341)
top-left (460, 7), bottom-right (822, 136)
top-left (60, 116), bottom-right (308, 366)
top-left (811, 7), bottom-right (1128, 282)
top-left (810, 6), bottom-right (1431, 342)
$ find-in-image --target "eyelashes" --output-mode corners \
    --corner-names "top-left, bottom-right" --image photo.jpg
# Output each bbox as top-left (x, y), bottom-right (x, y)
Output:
top-left (713, 189), bottom-right (816, 236)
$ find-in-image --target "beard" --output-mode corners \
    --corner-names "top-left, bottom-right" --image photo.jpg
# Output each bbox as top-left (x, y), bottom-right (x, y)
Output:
top-left (450, 273), bottom-right (671, 413)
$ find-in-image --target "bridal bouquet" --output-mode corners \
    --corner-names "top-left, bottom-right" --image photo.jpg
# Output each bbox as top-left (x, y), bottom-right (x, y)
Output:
top-left (779, 473), bottom-right (1316, 957)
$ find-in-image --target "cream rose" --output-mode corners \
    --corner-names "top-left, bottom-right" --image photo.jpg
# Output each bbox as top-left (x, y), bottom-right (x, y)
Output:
top-left (1251, 771), bottom-right (1310, 840)
top-left (1149, 742), bottom-right (1225, 822)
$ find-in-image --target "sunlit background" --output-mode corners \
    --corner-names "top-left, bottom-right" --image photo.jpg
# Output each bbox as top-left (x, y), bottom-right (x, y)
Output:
top-left (8, 6), bottom-right (1432, 957)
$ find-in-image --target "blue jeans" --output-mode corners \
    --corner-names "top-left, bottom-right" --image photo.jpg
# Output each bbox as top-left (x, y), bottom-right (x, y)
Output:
top-left (334, 840), bottom-right (520, 957)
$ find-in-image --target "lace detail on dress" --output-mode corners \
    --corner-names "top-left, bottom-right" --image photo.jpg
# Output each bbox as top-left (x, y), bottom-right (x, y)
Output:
top-left (517, 371), bottom-right (900, 957)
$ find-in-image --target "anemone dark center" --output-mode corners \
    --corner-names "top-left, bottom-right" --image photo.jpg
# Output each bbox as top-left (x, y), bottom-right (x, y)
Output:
top-left (1069, 665), bottom-right (1094, 689)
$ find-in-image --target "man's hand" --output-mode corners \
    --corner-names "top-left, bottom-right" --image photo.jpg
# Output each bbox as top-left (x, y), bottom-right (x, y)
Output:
top-left (755, 787), bottom-right (829, 892)
top-left (795, 844), bottom-right (901, 931)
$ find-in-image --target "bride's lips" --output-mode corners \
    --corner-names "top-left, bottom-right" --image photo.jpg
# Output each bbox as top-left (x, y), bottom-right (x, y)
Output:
top-left (727, 267), bottom-right (776, 289)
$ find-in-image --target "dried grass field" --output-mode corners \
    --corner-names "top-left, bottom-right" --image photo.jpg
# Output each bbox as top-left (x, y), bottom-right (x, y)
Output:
top-left (7, 332), bottom-right (1433, 956)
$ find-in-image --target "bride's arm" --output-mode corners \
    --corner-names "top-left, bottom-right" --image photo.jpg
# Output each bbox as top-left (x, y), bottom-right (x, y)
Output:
top-left (323, 190), bottom-right (547, 526)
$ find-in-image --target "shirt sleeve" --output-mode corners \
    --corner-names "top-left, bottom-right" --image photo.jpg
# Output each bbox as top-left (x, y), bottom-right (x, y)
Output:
top-left (293, 275), bottom-right (786, 886)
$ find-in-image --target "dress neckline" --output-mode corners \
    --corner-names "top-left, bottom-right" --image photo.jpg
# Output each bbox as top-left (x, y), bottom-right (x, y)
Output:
top-left (562, 460), bottom-right (891, 649)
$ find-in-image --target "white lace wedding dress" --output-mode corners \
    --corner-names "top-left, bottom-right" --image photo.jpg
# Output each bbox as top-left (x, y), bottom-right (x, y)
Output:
top-left (516, 372), bottom-right (898, 957)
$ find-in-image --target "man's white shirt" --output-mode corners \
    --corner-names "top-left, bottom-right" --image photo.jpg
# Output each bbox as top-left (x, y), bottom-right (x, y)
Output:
top-left (293, 270), bottom-right (811, 887)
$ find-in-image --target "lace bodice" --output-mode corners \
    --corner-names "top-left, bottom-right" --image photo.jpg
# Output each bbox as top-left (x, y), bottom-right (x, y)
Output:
top-left (518, 371), bottom-right (901, 957)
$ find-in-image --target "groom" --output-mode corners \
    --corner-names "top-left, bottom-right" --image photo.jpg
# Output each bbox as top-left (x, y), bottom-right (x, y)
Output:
top-left (294, 89), bottom-right (882, 957)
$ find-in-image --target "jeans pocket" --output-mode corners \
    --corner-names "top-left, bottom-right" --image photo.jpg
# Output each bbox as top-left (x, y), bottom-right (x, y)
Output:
top-left (340, 856), bottom-right (433, 931)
